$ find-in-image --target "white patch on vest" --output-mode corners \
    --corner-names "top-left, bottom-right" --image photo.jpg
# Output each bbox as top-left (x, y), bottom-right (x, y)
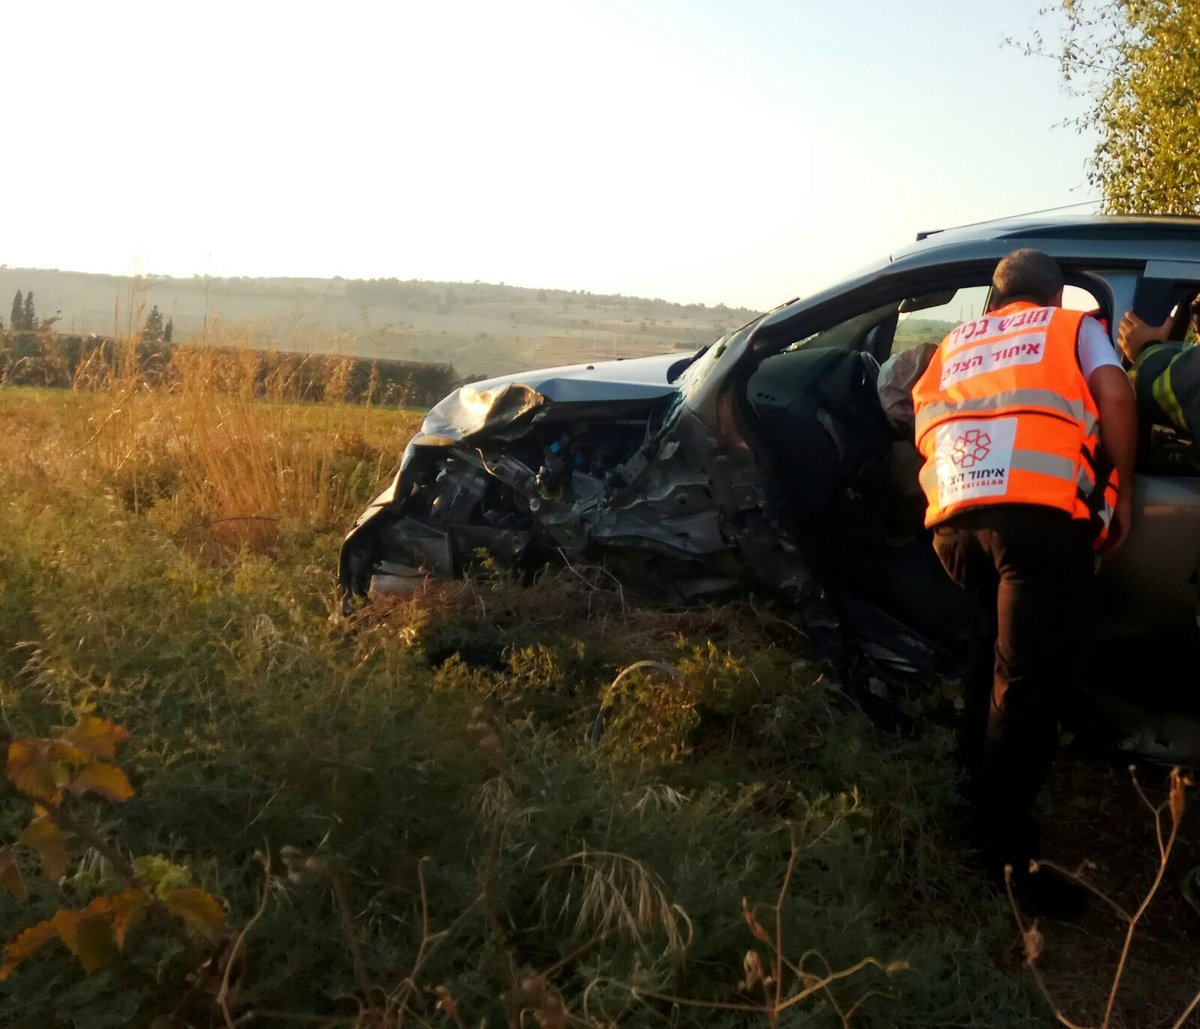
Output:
top-left (945, 307), bottom-right (1052, 353)
top-left (939, 331), bottom-right (1048, 389)
top-left (933, 417), bottom-right (1018, 502)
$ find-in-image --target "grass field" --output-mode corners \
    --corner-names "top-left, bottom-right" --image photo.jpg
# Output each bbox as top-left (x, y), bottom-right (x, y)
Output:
top-left (0, 347), bottom-right (1196, 1027)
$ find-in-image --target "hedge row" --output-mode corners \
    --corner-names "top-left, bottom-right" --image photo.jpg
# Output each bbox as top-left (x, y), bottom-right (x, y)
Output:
top-left (0, 331), bottom-right (461, 408)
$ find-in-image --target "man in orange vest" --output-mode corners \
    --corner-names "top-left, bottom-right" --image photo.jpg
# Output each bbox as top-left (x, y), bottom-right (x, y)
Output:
top-left (912, 248), bottom-right (1137, 916)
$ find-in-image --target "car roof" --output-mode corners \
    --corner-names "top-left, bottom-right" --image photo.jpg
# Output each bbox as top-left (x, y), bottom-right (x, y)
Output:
top-left (891, 212), bottom-right (1200, 268)
top-left (756, 213), bottom-right (1200, 339)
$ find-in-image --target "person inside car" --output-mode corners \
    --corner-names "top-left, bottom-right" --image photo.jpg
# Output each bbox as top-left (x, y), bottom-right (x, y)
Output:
top-left (1118, 291), bottom-right (1200, 438)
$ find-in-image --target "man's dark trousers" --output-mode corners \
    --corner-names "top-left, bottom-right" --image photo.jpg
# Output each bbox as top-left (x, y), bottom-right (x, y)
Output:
top-left (932, 504), bottom-right (1095, 873)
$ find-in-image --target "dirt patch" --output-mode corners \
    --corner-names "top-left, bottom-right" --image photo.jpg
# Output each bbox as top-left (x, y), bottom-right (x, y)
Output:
top-left (1024, 751), bottom-right (1200, 1027)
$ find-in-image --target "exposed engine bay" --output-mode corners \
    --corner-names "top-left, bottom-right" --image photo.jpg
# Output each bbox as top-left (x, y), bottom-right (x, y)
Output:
top-left (339, 379), bottom-right (759, 605)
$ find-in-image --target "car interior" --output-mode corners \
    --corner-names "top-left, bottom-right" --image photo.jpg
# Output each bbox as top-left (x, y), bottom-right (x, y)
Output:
top-left (1127, 276), bottom-right (1200, 476)
top-left (735, 269), bottom-right (1200, 678)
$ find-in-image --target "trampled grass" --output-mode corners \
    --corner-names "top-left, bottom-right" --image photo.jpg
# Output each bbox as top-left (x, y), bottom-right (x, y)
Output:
top-left (0, 341), bottom-right (1192, 1027)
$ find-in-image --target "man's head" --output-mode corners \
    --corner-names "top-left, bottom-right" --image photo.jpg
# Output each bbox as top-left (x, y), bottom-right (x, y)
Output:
top-left (989, 248), bottom-right (1065, 310)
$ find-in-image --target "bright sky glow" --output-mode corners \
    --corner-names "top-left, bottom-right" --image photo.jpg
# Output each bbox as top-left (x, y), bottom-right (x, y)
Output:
top-left (4, 0), bottom-right (1097, 310)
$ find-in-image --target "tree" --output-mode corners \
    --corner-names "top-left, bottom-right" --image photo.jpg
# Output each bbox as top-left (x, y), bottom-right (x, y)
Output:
top-left (10, 291), bottom-right (22, 331)
top-left (142, 305), bottom-right (164, 342)
top-left (1029, 1), bottom-right (1200, 214)
top-left (21, 292), bottom-right (35, 332)
top-left (163, 318), bottom-right (174, 344)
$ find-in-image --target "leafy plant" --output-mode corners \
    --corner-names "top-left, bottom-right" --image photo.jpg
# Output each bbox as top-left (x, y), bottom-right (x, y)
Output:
top-left (0, 717), bottom-right (225, 985)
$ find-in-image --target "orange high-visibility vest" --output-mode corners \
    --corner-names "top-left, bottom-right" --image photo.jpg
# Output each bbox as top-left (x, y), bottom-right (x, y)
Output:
top-left (912, 301), bottom-right (1118, 542)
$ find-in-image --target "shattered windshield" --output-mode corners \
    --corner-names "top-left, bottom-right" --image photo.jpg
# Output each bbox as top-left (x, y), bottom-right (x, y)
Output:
top-left (675, 319), bottom-right (760, 401)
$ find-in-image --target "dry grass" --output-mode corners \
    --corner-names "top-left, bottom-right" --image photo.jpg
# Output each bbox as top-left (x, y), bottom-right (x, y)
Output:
top-left (8, 337), bottom-right (1199, 1027)
top-left (13, 329), bottom-right (422, 554)
top-left (1009, 764), bottom-right (1200, 1029)
top-left (540, 847), bottom-right (690, 957)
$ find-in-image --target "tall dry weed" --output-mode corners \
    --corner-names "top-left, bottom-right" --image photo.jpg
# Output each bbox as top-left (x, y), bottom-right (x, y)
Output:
top-left (62, 327), bottom-right (401, 552)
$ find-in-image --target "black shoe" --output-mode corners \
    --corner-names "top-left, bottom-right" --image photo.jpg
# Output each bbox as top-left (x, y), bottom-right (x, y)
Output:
top-left (1004, 863), bottom-right (1089, 921)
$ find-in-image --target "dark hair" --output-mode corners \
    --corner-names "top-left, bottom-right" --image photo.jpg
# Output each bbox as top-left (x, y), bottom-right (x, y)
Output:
top-left (990, 248), bottom-right (1065, 308)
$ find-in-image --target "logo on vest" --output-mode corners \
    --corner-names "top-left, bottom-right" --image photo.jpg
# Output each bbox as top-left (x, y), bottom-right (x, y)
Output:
top-left (951, 429), bottom-right (991, 469)
top-left (934, 417), bottom-right (1017, 502)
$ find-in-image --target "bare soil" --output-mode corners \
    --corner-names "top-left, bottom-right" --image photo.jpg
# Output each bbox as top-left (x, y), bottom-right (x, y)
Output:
top-left (1027, 751), bottom-right (1200, 1027)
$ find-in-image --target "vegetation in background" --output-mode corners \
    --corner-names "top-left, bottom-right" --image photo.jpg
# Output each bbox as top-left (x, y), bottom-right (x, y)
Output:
top-left (0, 322), bottom-right (460, 409)
top-left (142, 305), bottom-right (173, 344)
top-left (9, 290), bottom-right (40, 332)
top-left (1023, 0), bottom-right (1200, 214)
top-left (0, 266), bottom-right (760, 380)
top-left (0, 344), bottom-right (1194, 1026)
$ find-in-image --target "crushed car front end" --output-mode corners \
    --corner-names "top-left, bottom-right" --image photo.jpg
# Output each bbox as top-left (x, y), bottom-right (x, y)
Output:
top-left (338, 345), bottom-right (764, 608)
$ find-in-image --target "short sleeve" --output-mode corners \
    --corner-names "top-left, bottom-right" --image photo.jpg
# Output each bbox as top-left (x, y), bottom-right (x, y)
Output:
top-left (1077, 315), bottom-right (1122, 381)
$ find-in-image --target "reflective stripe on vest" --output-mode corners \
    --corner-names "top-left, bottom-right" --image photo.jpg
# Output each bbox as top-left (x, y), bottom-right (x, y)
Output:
top-left (911, 302), bottom-right (1117, 539)
top-left (1129, 341), bottom-right (1200, 435)
top-left (1153, 360), bottom-right (1190, 432)
top-left (914, 390), bottom-right (1098, 437)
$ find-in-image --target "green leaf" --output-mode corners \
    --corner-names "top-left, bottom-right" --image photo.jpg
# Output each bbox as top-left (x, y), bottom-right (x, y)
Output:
top-left (133, 855), bottom-right (192, 895)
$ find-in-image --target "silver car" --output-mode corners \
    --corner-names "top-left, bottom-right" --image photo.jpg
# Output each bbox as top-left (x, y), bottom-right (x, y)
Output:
top-left (340, 214), bottom-right (1200, 760)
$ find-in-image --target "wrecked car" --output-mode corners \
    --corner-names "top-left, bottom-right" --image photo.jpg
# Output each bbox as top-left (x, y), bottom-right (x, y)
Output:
top-left (340, 215), bottom-right (1200, 760)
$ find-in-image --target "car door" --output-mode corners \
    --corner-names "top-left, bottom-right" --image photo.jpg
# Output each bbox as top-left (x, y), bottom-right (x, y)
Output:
top-left (1097, 261), bottom-right (1200, 642)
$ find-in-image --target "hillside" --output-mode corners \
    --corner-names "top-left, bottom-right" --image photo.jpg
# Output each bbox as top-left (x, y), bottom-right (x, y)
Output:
top-left (0, 267), bottom-right (762, 379)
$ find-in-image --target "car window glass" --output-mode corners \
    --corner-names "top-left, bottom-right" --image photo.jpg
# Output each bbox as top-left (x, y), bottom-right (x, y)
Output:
top-left (1142, 282), bottom-right (1199, 343)
top-left (891, 286), bottom-right (990, 354)
top-left (786, 301), bottom-right (897, 353)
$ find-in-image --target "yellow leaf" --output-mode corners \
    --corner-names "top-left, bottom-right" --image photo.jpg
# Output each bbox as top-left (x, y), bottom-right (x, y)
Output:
top-left (0, 849), bottom-right (27, 903)
top-left (57, 911), bottom-right (116, 973)
top-left (6, 740), bottom-right (61, 803)
top-left (68, 763), bottom-right (134, 803)
top-left (0, 917), bottom-right (59, 981)
top-left (47, 741), bottom-right (90, 766)
top-left (61, 718), bottom-right (130, 761)
top-left (163, 888), bottom-right (226, 942)
top-left (18, 816), bottom-right (68, 882)
top-left (104, 889), bottom-right (150, 949)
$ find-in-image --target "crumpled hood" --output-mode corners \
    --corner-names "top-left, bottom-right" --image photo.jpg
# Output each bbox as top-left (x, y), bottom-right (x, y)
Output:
top-left (421, 352), bottom-right (683, 441)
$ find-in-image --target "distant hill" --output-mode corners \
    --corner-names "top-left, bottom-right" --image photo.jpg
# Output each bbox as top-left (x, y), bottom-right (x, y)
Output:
top-left (0, 267), bottom-right (762, 379)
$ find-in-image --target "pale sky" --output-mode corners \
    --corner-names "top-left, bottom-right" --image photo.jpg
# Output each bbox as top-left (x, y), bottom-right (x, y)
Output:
top-left (4, 0), bottom-right (1097, 311)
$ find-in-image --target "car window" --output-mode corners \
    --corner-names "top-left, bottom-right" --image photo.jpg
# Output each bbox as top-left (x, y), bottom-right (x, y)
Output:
top-left (779, 277), bottom-right (1109, 364)
top-left (891, 286), bottom-right (990, 354)
top-left (785, 301), bottom-right (896, 354)
top-left (1141, 282), bottom-right (1200, 343)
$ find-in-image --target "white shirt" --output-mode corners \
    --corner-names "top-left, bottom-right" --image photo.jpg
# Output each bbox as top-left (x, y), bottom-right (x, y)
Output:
top-left (1078, 315), bottom-right (1122, 381)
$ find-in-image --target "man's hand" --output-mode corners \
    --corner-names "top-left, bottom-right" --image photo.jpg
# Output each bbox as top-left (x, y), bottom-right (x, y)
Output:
top-left (1101, 492), bottom-right (1134, 555)
top-left (1088, 364), bottom-right (1138, 555)
top-left (1118, 310), bottom-right (1172, 363)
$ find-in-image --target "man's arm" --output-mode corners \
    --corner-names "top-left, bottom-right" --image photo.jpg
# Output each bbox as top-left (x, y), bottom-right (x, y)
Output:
top-left (1088, 364), bottom-right (1138, 554)
top-left (1118, 309), bottom-right (1173, 363)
